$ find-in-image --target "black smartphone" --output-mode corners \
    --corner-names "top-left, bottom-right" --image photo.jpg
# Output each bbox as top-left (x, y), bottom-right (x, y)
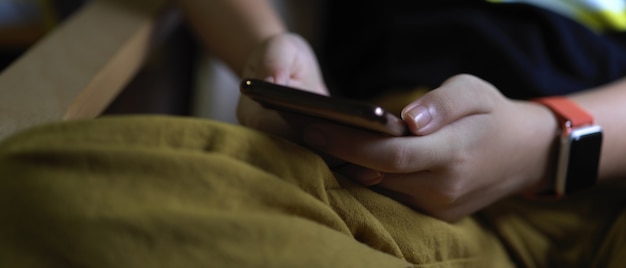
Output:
top-left (239, 78), bottom-right (407, 136)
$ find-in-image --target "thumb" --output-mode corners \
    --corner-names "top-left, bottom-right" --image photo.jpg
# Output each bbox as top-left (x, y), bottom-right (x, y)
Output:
top-left (401, 74), bottom-right (498, 135)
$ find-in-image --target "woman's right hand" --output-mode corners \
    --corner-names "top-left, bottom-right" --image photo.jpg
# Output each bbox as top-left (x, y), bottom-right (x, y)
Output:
top-left (302, 74), bottom-right (558, 222)
top-left (236, 33), bottom-right (329, 140)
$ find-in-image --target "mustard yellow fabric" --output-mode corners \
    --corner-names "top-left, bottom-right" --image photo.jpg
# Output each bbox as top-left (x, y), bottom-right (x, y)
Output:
top-left (0, 115), bottom-right (624, 267)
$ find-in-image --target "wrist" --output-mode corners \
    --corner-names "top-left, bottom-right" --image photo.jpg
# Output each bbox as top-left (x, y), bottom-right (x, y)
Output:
top-left (518, 101), bottom-right (560, 195)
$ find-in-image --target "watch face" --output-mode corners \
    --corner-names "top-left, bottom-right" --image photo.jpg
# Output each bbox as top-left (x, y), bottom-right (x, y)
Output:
top-left (563, 126), bottom-right (603, 194)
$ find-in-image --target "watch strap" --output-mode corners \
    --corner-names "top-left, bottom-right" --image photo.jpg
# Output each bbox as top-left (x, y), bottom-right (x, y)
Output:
top-left (533, 96), bottom-right (594, 131)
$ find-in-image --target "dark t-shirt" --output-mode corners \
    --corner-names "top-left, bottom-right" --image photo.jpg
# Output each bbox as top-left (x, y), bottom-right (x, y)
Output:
top-left (318, 1), bottom-right (626, 100)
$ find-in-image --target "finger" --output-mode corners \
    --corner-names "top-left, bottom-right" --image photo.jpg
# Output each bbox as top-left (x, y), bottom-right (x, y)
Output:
top-left (333, 163), bottom-right (384, 186)
top-left (236, 96), bottom-right (302, 141)
top-left (372, 171), bottom-right (470, 221)
top-left (401, 74), bottom-right (500, 135)
top-left (240, 39), bottom-right (291, 85)
top-left (376, 171), bottom-right (443, 202)
top-left (302, 122), bottom-right (450, 173)
top-left (260, 36), bottom-right (295, 86)
top-left (375, 172), bottom-right (513, 222)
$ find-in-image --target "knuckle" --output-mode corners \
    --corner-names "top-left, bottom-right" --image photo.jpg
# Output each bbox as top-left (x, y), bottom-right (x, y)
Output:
top-left (436, 184), bottom-right (464, 206)
top-left (433, 160), bottom-right (470, 205)
top-left (384, 144), bottom-right (416, 171)
top-left (431, 91), bottom-right (454, 118)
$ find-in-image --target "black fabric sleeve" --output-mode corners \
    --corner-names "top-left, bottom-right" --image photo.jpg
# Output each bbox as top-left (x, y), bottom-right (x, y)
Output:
top-left (319, 1), bottom-right (626, 100)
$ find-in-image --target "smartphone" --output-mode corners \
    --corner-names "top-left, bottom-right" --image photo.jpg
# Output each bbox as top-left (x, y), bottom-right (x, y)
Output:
top-left (239, 78), bottom-right (408, 136)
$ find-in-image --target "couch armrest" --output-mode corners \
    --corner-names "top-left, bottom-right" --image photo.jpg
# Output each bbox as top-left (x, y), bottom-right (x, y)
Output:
top-left (0, 0), bottom-right (175, 140)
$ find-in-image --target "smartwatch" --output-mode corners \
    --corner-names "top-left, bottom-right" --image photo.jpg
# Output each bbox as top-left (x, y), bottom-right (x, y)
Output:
top-left (533, 96), bottom-right (603, 197)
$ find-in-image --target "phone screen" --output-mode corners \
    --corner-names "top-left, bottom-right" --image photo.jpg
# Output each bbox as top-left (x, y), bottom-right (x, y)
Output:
top-left (240, 79), bottom-right (407, 136)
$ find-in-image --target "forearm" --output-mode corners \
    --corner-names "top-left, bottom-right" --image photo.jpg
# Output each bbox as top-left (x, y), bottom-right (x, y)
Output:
top-left (176, 0), bottom-right (286, 75)
top-left (569, 78), bottom-right (626, 181)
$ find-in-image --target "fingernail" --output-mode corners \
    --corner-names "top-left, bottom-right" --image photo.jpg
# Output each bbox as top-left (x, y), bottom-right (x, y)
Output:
top-left (303, 127), bottom-right (327, 147)
top-left (403, 105), bottom-right (432, 130)
top-left (362, 171), bottom-right (384, 186)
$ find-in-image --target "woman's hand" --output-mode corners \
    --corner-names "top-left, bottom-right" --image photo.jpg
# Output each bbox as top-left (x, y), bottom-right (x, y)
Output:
top-left (302, 74), bottom-right (558, 222)
top-left (237, 33), bottom-right (329, 139)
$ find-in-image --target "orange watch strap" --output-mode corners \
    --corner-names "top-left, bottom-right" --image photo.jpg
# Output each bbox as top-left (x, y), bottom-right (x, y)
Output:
top-left (533, 96), bottom-right (594, 131)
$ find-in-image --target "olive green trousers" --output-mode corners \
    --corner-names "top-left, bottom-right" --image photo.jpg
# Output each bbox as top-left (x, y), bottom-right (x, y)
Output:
top-left (1, 116), bottom-right (624, 267)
